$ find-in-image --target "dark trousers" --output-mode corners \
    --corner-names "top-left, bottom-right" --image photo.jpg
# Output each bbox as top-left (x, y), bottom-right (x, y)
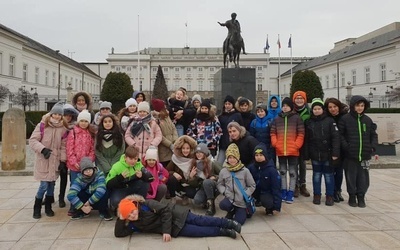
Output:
top-left (77, 190), bottom-right (108, 213)
top-left (109, 180), bottom-right (150, 209)
top-left (253, 189), bottom-right (274, 210)
top-left (334, 163), bottom-right (344, 192)
top-left (178, 212), bottom-right (228, 237)
top-left (219, 197), bottom-right (247, 225)
top-left (344, 158), bottom-right (370, 195)
top-left (297, 154), bottom-right (307, 186)
top-left (59, 167), bottom-right (68, 200)
top-left (166, 175), bottom-right (197, 198)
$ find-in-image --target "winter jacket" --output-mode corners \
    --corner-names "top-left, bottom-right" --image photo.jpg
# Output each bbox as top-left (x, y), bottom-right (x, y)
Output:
top-left (167, 97), bottom-right (197, 131)
top-left (114, 195), bottom-right (190, 238)
top-left (338, 95), bottom-right (378, 162)
top-left (144, 161), bottom-right (169, 199)
top-left (106, 155), bottom-right (153, 190)
top-left (265, 95), bottom-right (281, 123)
top-left (217, 167), bottom-right (256, 208)
top-left (270, 111), bottom-right (304, 157)
top-left (235, 99), bottom-right (255, 130)
top-left (125, 119), bottom-right (162, 159)
top-left (231, 131), bottom-right (260, 166)
top-left (218, 109), bottom-right (243, 150)
top-left (157, 116), bottom-right (178, 163)
top-left (67, 170), bottom-right (107, 209)
top-left (187, 115), bottom-right (222, 151)
top-left (249, 116), bottom-right (272, 150)
top-left (305, 112), bottom-right (340, 161)
top-left (66, 126), bottom-right (95, 172)
top-left (29, 121), bottom-right (68, 181)
top-left (248, 159), bottom-right (281, 212)
top-left (95, 140), bottom-right (125, 175)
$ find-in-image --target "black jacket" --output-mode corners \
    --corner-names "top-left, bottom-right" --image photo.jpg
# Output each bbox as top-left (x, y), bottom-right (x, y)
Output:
top-left (218, 110), bottom-right (243, 150)
top-left (232, 131), bottom-right (259, 166)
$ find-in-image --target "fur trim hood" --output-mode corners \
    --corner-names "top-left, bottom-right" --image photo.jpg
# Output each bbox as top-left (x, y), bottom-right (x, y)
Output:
top-left (72, 91), bottom-right (93, 110)
top-left (235, 96), bottom-right (253, 112)
top-left (173, 135), bottom-right (197, 157)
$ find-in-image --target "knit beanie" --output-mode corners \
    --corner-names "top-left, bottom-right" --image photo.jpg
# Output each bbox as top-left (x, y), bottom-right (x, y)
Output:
top-left (137, 101), bottom-right (150, 113)
top-left (192, 94), bottom-right (202, 104)
top-left (79, 157), bottom-right (96, 183)
top-left (118, 198), bottom-right (138, 220)
top-left (292, 91), bottom-right (307, 103)
top-left (151, 99), bottom-right (165, 112)
top-left (200, 99), bottom-right (211, 109)
top-left (145, 146), bottom-right (158, 161)
top-left (254, 143), bottom-right (268, 160)
top-left (195, 143), bottom-right (210, 156)
top-left (63, 103), bottom-right (79, 118)
top-left (311, 98), bottom-right (325, 110)
top-left (227, 121), bottom-right (245, 134)
top-left (223, 95), bottom-right (235, 105)
top-left (256, 104), bottom-right (268, 113)
top-left (125, 98), bottom-right (137, 108)
top-left (226, 143), bottom-right (240, 161)
top-left (77, 109), bottom-right (91, 122)
top-left (50, 101), bottom-right (64, 115)
top-left (281, 97), bottom-right (294, 111)
top-left (99, 101), bottom-right (112, 110)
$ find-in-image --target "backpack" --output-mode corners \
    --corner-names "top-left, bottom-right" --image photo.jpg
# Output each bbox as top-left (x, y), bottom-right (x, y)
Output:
top-left (39, 122), bottom-right (68, 141)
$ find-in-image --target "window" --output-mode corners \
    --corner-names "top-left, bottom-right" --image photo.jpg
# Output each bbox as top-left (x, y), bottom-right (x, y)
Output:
top-left (65, 76), bottom-right (68, 88)
top-left (210, 67), bottom-right (215, 72)
top-left (380, 63), bottom-right (386, 81)
top-left (139, 81), bottom-right (143, 91)
top-left (341, 72), bottom-right (345, 86)
top-left (175, 67), bottom-right (180, 72)
top-left (52, 72), bottom-right (56, 87)
top-left (198, 67), bottom-right (203, 72)
top-left (23, 64), bottom-right (28, 81)
top-left (164, 67), bottom-right (169, 72)
top-left (35, 67), bottom-right (39, 84)
top-left (187, 81), bottom-right (192, 91)
top-left (257, 66), bottom-right (263, 71)
top-left (326, 75), bottom-right (329, 89)
top-left (198, 80), bottom-right (203, 91)
top-left (0, 52), bottom-right (2, 74)
top-left (44, 70), bottom-right (49, 85)
top-left (365, 67), bottom-right (370, 84)
top-left (257, 84), bottom-right (262, 91)
top-left (333, 73), bottom-right (337, 87)
top-left (9, 56), bottom-right (15, 76)
top-left (351, 70), bottom-right (356, 85)
top-left (174, 81), bottom-right (180, 90)
top-left (116, 66), bottom-right (120, 72)
top-left (210, 81), bottom-right (214, 91)
top-left (152, 67), bottom-right (157, 72)
top-left (186, 67), bottom-right (191, 72)
top-left (127, 66), bottom-right (132, 71)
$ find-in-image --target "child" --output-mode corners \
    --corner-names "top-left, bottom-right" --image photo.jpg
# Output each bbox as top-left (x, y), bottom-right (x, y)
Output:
top-left (235, 97), bottom-right (256, 130)
top-left (338, 95), bottom-right (378, 208)
top-left (67, 157), bottom-right (112, 220)
top-left (114, 195), bottom-right (242, 240)
top-left (305, 98), bottom-right (340, 206)
top-left (66, 109), bottom-right (96, 215)
top-left (217, 143), bottom-right (256, 225)
top-left (188, 143), bottom-right (222, 216)
top-left (187, 99), bottom-right (222, 157)
top-left (249, 104), bottom-right (274, 162)
top-left (142, 146), bottom-right (169, 201)
top-left (248, 143), bottom-right (282, 215)
top-left (166, 135), bottom-right (198, 205)
top-left (266, 95), bottom-right (282, 122)
top-left (95, 114), bottom-right (125, 176)
top-left (93, 101), bottom-right (112, 126)
top-left (132, 90), bottom-right (146, 104)
top-left (106, 146), bottom-right (153, 209)
top-left (270, 97), bottom-right (304, 204)
top-left (29, 102), bottom-right (68, 219)
top-left (167, 87), bottom-right (196, 136)
top-left (118, 98), bottom-right (138, 132)
top-left (125, 101), bottom-right (162, 159)
top-left (71, 91), bottom-right (94, 123)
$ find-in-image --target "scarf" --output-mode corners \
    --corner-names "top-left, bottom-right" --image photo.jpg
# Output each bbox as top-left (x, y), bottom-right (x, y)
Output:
top-left (76, 103), bottom-right (87, 112)
top-left (196, 160), bottom-right (207, 180)
top-left (196, 113), bottom-right (211, 121)
top-left (82, 169), bottom-right (96, 183)
top-left (130, 114), bottom-right (152, 136)
top-left (223, 160), bottom-right (244, 172)
top-left (171, 154), bottom-right (192, 180)
top-left (102, 130), bottom-right (114, 142)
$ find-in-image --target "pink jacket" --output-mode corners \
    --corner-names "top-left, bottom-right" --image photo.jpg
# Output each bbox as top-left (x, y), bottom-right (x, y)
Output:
top-left (29, 121), bottom-right (68, 182)
top-left (66, 126), bottom-right (95, 172)
top-left (125, 120), bottom-right (162, 159)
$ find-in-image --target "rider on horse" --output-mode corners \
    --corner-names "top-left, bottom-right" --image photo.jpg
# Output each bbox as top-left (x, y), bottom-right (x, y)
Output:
top-left (218, 13), bottom-right (246, 57)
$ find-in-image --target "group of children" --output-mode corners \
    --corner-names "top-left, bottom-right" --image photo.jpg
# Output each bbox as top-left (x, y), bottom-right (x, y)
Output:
top-left (28, 89), bottom-right (378, 241)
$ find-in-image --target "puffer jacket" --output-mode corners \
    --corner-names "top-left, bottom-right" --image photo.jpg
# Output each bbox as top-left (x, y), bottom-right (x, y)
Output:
top-left (157, 116), bottom-right (178, 163)
top-left (218, 109), bottom-right (243, 150)
top-left (66, 126), bottom-right (95, 172)
top-left (270, 111), bottom-right (304, 157)
top-left (338, 95), bottom-right (378, 161)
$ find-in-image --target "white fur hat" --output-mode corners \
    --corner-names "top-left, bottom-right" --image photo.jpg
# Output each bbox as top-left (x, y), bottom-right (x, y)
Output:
top-left (77, 109), bottom-right (91, 122)
top-left (125, 98), bottom-right (138, 108)
top-left (138, 101), bottom-right (150, 113)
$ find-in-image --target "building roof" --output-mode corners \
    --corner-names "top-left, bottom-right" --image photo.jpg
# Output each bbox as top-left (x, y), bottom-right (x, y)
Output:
top-left (0, 23), bottom-right (99, 78)
top-left (282, 28), bottom-right (400, 77)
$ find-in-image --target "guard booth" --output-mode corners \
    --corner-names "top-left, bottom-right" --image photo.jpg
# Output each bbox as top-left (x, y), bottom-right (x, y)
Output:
top-left (45, 99), bottom-right (59, 112)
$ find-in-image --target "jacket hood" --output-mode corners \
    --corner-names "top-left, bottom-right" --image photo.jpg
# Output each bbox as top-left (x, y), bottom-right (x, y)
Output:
top-left (173, 135), bottom-right (197, 157)
top-left (72, 92), bottom-right (93, 110)
top-left (349, 95), bottom-right (370, 114)
top-left (235, 96), bottom-right (253, 112)
top-left (267, 95), bottom-right (281, 110)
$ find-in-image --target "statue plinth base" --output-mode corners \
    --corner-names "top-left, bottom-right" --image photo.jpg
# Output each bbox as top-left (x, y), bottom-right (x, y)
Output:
top-left (213, 68), bottom-right (256, 111)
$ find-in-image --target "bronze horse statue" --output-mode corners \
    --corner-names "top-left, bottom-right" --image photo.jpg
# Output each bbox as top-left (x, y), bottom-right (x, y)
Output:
top-left (223, 29), bottom-right (245, 68)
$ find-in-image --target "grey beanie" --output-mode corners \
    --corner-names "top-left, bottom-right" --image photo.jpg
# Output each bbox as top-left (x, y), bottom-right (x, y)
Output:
top-left (99, 101), bottom-right (112, 110)
top-left (50, 101), bottom-right (64, 115)
top-left (80, 157), bottom-right (95, 173)
top-left (195, 143), bottom-right (210, 156)
top-left (192, 94), bottom-right (202, 104)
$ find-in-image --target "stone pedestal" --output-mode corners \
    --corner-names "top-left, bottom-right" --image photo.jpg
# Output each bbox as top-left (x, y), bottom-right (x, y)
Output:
top-left (213, 68), bottom-right (256, 111)
top-left (1, 108), bottom-right (26, 170)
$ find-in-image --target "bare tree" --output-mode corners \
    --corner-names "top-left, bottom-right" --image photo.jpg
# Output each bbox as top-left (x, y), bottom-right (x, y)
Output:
top-left (387, 86), bottom-right (400, 104)
top-left (0, 84), bottom-right (10, 103)
top-left (12, 87), bottom-right (35, 111)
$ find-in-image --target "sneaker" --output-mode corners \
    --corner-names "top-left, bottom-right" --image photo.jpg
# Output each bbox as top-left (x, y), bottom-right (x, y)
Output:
top-left (100, 211), bottom-right (113, 221)
top-left (71, 210), bottom-right (89, 220)
top-left (286, 190), bottom-right (294, 204)
top-left (67, 208), bottom-right (75, 216)
top-left (281, 189), bottom-right (287, 201)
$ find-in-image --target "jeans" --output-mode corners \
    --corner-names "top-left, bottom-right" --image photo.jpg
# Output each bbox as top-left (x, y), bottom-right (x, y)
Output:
top-left (166, 175), bottom-right (197, 198)
top-left (36, 181), bottom-right (55, 199)
top-left (76, 189), bottom-right (109, 213)
top-left (278, 156), bottom-right (298, 191)
top-left (193, 179), bottom-right (218, 205)
top-left (219, 197), bottom-right (247, 225)
top-left (176, 124), bottom-right (184, 137)
top-left (178, 212), bottom-right (229, 237)
top-left (312, 160), bottom-right (334, 196)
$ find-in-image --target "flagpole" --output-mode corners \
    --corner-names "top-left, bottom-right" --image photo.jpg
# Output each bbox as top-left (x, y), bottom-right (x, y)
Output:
top-left (185, 21), bottom-right (188, 48)
top-left (137, 14), bottom-right (140, 91)
top-left (290, 34), bottom-right (293, 87)
top-left (278, 34), bottom-right (281, 96)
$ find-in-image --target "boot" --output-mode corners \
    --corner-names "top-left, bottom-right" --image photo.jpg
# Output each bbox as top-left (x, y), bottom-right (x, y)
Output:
top-left (313, 194), bottom-right (321, 205)
top-left (333, 192), bottom-right (340, 203)
top-left (205, 199), bottom-right (216, 216)
top-left (294, 185), bottom-right (300, 198)
top-left (265, 208), bottom-right (274, 215)
top-left (59, 195), bottom-right (66, 208)
top-left (325, 195), bottom-right (334, 206)
top-left (225, 209), bottom-right (235, 219)
top-left (357, 194), bottom-right (366, 208)
top-left (45, 196), bottom-right (55, 217)
top-left (219, 228), bottom-right (237, 239)
top-left (33, 197), bottom-right (42, 219)
top-left (41, 196), bottom-right (54, 206)
top-left (348, 194), bottom-right (357, 207)
top-left (300, 184), bottom-right (310, 197)
top-left (337, 191), bottom-right (344, 201)
top-left (225, 219), bottom-right (241, 233)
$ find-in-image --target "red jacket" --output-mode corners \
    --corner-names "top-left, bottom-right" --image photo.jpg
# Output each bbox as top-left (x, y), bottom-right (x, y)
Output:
top-left (66, 126), bottom-right (95, 172)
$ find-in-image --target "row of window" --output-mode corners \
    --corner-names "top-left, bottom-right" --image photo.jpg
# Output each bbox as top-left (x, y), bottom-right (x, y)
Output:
top-left (113, 65), bottom-right (265, 73)
top-left (135, 79), bottom-right (215, 92)
top-left (0, 53), bottom-right (15, 76)
top-left (323, 63), bottom-right (387, 89)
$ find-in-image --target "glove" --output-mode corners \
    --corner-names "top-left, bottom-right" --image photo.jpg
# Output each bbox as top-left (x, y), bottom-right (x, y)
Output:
top-left (41, 148), bottom-right (52, 159)
top-left (58, 162), bottom-right (67, 175)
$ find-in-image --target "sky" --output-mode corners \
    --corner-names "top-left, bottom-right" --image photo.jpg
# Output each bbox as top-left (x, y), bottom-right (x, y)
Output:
top-left (1, 0), bottom-right (400, 62)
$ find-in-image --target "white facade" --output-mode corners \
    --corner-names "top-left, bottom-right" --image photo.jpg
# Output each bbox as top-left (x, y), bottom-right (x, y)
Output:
top-left (0, 24), bottom-right (101, 112)
top-left (281, 22), bottom-right (400, 108)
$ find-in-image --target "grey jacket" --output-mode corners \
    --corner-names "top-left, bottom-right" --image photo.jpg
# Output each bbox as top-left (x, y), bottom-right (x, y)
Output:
top-left (217, 167), bottom-right (256, 208)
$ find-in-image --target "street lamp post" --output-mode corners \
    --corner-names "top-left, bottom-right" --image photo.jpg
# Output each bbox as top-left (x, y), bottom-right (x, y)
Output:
top-left (345, 81), bottom-right (353, 105)
top-left (31, 87), bottom-right (38, 110)
top-left (21, 85), bottom-right (27, 111)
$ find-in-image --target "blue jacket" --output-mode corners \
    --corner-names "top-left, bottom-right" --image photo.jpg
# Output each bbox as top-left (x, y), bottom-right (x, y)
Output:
top-left (249, 116), bottom-right (273, 159)
top-left (248, 159), bottom-right (281, 212)
top-left (266, 95), bottom-right (281, 123)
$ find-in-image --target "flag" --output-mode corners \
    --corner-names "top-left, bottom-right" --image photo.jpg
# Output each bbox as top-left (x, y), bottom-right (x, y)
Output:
top-left (288, 37), bottom-right (292, 48)
top-left (277, 38), bottom-right (281, 49)
top-left (265, 38), bottom-right (270, 50)
top-left (185, 22), bottom-right (187, 27)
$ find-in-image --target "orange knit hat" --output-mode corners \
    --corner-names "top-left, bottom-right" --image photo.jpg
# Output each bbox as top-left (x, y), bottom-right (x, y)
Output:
top-left (292, 91), bottom-right (307, 103)
top-left (118, 198), bottom-right (138, 219)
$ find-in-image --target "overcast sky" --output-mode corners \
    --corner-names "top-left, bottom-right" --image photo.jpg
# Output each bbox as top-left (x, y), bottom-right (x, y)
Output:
top-left (1, 0), bottom-right (399, 62)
